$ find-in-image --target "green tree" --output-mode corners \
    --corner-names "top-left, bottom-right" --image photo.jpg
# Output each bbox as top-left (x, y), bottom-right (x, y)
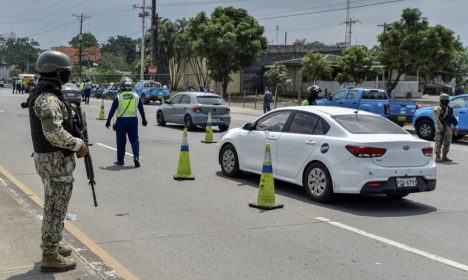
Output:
top-left (169, 18), bottom-right (191, 89)
top-left (446, 48), bottom-right (468, 92)
top-left (69, 32), bottom-right (98, 49)
top-left (185, 12), bottom-right (211, 88)
top-left (98, 52), bottom-right (129, 72)
top-left (101, 36), bottom-right (137, 65)
top-left (300, 52), bottom-right (332, 83)
top-left (0, 34), bottom-right (40, 72)
top-left (192, 7), bottom-right (267, 97)
top-left (336, 46), bottom-right (373, 85)
top-left (264, 63), bottom-right (290, 108)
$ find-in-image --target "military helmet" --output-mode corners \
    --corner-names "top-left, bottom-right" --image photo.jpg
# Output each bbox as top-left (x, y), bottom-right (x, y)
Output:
top-left (440, 93), bottom-right (450, 101)
top-left (36, 50), bottom-right (72, 73)
top-left (120, 77), bottom-right (133, 88)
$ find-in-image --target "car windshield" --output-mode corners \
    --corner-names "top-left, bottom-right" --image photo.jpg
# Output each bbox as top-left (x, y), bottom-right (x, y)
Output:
top-left (63, 83), bottom-right (79, 90)
top-left (333, 114), bottom-right (407, 134)
top-left (197, 96), bottom-right (226, 105)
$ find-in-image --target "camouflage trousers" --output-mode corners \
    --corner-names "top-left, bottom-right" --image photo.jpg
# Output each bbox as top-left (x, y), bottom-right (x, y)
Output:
top-left (434, 126), bottom-right (452, 155)
top-left (33, 151), bottom-right (75, 254)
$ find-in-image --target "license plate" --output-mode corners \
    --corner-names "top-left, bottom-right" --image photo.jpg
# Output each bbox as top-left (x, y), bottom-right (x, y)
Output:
top-left (397, 116), bottom-right (406, 121)
top-left (396, 177), bottom-right (417, 188)
top-left (67, 93), bottom-right (75, 97)
top-left (212, 118), bottom-right (221, 122)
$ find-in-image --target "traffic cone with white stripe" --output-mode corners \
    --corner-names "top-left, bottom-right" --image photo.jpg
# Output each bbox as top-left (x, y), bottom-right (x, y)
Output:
top-left (249, 142), bottom-right (284, 210)
top-left (98, 100), bottom-right (106, 120)
top-left (201, 112), bottom-right (216, 143)
top-left (174, 128), bottom-right (195, 180)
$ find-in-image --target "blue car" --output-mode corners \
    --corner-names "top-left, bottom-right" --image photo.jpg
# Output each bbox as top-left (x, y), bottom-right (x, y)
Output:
top-left (412, 94), bottom-right (468, 140)
top-left (134, 80), bottom-right (170, 104)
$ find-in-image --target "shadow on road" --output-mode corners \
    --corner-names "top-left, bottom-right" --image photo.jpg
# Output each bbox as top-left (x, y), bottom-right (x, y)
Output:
top-left (99, 165), bottom-right (135, 171)
top-left (215, 171), bottom-right (437, 218)
top-left (7, 262), bottom-right (55, 280)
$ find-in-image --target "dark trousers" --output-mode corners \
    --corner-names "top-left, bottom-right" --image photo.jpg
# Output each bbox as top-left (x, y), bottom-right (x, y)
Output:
top-left (263, 102), bottom-right (271, 113)
top-left (84, 89), bottom-right (91, 104)
top-left (115, 117), bottom-right (139, 162)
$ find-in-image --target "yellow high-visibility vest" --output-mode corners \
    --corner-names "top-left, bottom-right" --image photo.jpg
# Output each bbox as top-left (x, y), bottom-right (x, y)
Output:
top-left (117, 91), bottom-right (139, 118)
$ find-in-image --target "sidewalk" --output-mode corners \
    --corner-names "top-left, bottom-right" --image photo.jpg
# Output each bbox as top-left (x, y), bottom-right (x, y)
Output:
top-left (0, 172), bottom-right (110, 279)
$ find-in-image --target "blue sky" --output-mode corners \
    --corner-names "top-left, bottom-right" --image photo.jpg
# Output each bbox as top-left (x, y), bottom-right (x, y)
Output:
top-left (1, 0), bottom-right (466, 49)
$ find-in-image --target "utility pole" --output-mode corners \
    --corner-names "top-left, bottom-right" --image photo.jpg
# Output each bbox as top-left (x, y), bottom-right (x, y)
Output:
top-left (343, 0), bottom-right (360, 47)
top-left (72, 13), bottom-right (91, 80)
top-left (276, 25), bottom-right (279, 45)
top-left (378, 22), bottom-right (387, 32)
top-left (151, 0), bottom-right (158, 76)
top-left (134, 1), bottom-right (150, 80)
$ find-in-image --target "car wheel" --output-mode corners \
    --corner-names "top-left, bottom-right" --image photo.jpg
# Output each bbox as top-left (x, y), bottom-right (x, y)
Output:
top-left (387, 193), bottom-right (409, 200)
top-left (156, 111), bottom-right (166, 126)
top-left (303, 162), bottom-right (335, 203)
top-left (184, 115), bottom-right (195, 131)
top-left (452, 134), bottom-right (464, 142)
top-left (220, 144), bottom-right (241, 177)
top-left (415, 119), bottom-right (435, 141)
top-left (218, 124), bottom-right (229, 132)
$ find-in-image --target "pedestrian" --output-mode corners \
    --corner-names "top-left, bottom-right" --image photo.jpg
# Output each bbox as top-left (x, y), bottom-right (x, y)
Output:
top-left (26, 50), bottom-right (88, 272)
top-left (263, 87), bottom-right (273, 113)
top-left (84, 79), bottom-right (92, 105)
top-left (433, 93), bottom-right (458, 162)
top-left (301, 84), bottom-right (321, 105)
top-left (16, 79), bottom-right (23, 94)
top-left (12, 78), bottom-right (16, 94)
top-left (105, 77), bottom-right (147, 167)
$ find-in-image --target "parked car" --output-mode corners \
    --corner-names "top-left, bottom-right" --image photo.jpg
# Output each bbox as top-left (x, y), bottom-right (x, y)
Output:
top-left (218, 106), bottom-right (436, 202)
top-left (316, 88), bottom-right (418, 125)
top-left (62, 83), bottom-right (82, 106)
top-left (413, 94), bottom-right (468, 141)
top-left (102, 86), bottom-right (120, 100)
top-left (134, 80), bottom-right (170, 104)
top-left (0, 79), bottom-right (4, 87)
top-left (156, 92), bottom-right (231, 131)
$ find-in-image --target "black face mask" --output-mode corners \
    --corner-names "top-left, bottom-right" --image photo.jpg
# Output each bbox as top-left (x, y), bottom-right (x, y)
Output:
top-left (58, 70), bottom-right (71, 84)
top-left (441, 100), bottom-right (449, 106)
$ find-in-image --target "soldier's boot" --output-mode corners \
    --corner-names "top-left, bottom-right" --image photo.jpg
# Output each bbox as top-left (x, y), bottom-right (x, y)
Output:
top-left (435, 153), bottom-right (443, 162)
top-left (58, 243), bottom-right (73, 257)
top-left (442, 154), bottom-right (452, 162)
top-left (41, 251), bottom-right (77, 272)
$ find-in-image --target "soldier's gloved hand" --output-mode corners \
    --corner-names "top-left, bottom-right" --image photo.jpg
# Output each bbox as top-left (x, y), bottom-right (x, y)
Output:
top-left (77, 142), bottom-right (89, 158)
top-left (105, 122), bottom-right (110, 129)
top-left (142, 119), bottom-right (148, 127)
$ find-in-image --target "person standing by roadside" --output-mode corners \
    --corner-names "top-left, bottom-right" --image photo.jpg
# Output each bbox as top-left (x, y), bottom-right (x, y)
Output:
top-left (84, 79), bottom-right (92, 105)
top-left (263, 87), bottom-right (273, 113)
top-left (26, 50), bottom-right (88, 272)
top-left (105, 77), bottom-right (147, 167)
top-left (17, 79), bottom-right (23, 94)
top-left (433, 93), bottom-right (458, 162)
top-left (12, 78), bottom-right (17, 94)
top-left (301, 85), bottom-right (321, 106)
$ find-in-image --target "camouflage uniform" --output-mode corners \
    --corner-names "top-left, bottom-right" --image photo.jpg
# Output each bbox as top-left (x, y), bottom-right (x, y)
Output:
top-left (32, 93), bottom-right (82, 254)
top-left (433, 105), bottom-right (452, 155)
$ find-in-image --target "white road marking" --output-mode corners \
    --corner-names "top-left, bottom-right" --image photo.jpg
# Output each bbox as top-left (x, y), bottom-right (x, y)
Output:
top-left (0, 109), bottom-right (5, 113)
top-left (0, 177), bottom-right (7, 187)
top-left (315, 217), bottom-right (468, 273)
top-left (96, 142), bottom-right (140, 158)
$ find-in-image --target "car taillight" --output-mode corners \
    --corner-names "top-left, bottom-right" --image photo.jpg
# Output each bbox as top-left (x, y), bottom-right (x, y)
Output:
top-left (193, 106), bottom-right (202, 113)
top-left (345, 145), bottom-right (387, 158)
top-left (422, 147), bottom-right (433, 157)
top-left (384, 104), bottom-right (390, 115)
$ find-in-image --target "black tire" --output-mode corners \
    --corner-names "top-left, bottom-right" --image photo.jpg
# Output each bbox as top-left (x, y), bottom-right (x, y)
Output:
top-left (387, 193), bottom-right (409, 200)
top-left (415, 118), bottom-right (435, 141)
top-left (452, 134), bottom-right (464, 142)
top-left (220, 144), bottom-right (241, 177)
top-left (303, 162), bottom-right (335, 203)
top-left (184, 115), bottom-right (195, 131)
top-left (218, 124), bottom-right (229, 132)
top-left (156, 111), bottom-right (166, 126)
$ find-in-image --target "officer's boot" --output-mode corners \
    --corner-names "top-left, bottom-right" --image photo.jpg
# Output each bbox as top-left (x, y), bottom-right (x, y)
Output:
top-left (442, 153), bottom-right (452, 162)
top-left (435, 153), bottom-right (443, 162)
top-left (41, 250), bottom-right (77, 272)
top-left (58, 242), bottom-right (73, 257)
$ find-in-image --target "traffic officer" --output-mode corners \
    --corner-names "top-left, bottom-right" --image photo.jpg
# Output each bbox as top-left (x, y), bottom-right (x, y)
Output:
top-left (433, 93), bottom-right (458, 162)
top-left (27, 50), bottom-right (88, 272)
top-left (301, 84), bottom-right (321, 105)
top-left (106, 77), bottom-right (147, 167)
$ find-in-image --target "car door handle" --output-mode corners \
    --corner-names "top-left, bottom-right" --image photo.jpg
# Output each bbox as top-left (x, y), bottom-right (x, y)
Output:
top-left (305, 140), bottom-right (316, 145)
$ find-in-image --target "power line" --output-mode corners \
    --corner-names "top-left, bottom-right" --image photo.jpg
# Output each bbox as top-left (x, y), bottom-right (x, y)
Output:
top-left (72, 13), bottom-right (92, 79)
top-left (257, 0), bottom-right (405, 20)
top-left (2, 0), bottom-right (43, 10)
top-left (158, 0), bottom-right (251, 6)
top-left (134, 0), bottom-right (151, 80)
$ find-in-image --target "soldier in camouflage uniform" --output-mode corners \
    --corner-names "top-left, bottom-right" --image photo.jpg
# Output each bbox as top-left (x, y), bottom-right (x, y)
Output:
top-left (433, 93), bottom-right (458, 162)
top-left (27, 50), bottom-right (88, 272)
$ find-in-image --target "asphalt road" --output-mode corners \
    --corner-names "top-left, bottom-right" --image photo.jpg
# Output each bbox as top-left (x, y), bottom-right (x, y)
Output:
top-left (1, 88), bottom-right (468, 280)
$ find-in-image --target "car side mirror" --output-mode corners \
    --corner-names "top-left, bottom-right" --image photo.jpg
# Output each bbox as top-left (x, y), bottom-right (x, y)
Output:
top-left (164, 100), bottom-right (171, 104)
top-left (242, 122), bottom-right (253, 130)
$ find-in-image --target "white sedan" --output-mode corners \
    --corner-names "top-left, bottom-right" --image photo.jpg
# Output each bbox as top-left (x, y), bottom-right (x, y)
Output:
top-left (218, 106), bottom-right (437, 202)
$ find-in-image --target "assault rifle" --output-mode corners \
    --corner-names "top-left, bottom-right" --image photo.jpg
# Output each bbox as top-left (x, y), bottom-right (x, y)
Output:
top-left (74, 106), bottom-right (98, 207)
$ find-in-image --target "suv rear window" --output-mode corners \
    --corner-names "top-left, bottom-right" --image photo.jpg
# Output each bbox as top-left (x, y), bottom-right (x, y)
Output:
top-left (333, 114), bottom-right (407, 134)
top-left (197, 96), bottom-right (225, 105)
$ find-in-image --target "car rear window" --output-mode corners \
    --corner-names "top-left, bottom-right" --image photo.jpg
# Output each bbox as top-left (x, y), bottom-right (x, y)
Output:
top-left (197, 96), bottom-right (226, 105)
top-left (333, 114), bottom-right (407, 134)
top-left (362, 90), bottom-right (387, 100)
